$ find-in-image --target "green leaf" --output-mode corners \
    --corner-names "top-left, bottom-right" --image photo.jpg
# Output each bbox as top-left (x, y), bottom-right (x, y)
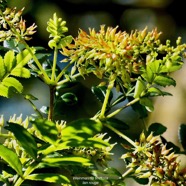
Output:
top-left (127, 96), bottom-right (148, 119)
top-left (27, 173), bottom-right (70, 184)
top-left (148, 123), bottom-right (167, 136)
top-left (31, 118), bottom-right (58, 145)
top-left (0, 56), bottom-right (6, 79)
top-left (91, 86), bottom-right (113, 104)
top-left (11, 67), bottom-right (30, 78)
top-left (16, 48), bottom-right (35, 66)
top-left (4, 50), bottom-right (16, 72)
top-left (142, 60), bottom-right (161, 83)
top-left (3, 39), bottom-right (26, 52)
top-left (154, 75), bottom-right (176, 87)
top-left (161, 57), bottom-right (183, 73)
top-left (2, 77), bottom-right (23, 93)
top-left (61, 92), bottom-right (78, 105)
top-left (102, 118), bottom-right (129, 131)
top-left (5, 123), bottom-right (38, 158)
top-left (62, 118), bottom-right (103, 141)
top-left (178, 124), bottom-right (186, 151)
top-left (133, 177), bottom-right (149, 185)
top-left (147, 87), bottom-right (172, 97)
top-left (0, 144), bottom-right (23, 176)
top-left (0, 83), bottom-right (8, 97)
top-left (148, 60), bottom-right (161, 73)
top-left (139, 97), bottom-right (154, 112)
top-left (42, 156), bottom-right (92, 167)
top-left (134, 78), bottom-right (146, 98)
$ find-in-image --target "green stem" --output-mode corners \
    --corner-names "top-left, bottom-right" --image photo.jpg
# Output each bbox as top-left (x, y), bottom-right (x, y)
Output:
top-left (99, 88), bottom-right (111, 119)
top-left (106, 98), bottom-right (140, 118)
top-left (55, 63), bottom-right (73, 83)
top-left (24, 44), bottom-right (51, 84)
top-left (48, 85), bottom-right (56, 121)
top-left (56, 73), bottom-right (81, 86)
top-left (51, 47), bottom-right (58, 82)
top-left (0, 133), bottom-right (13, 138)
top-left (104, 123), bottom-right (137, 147)
top-left (24, 96), bottom-right (43, 118)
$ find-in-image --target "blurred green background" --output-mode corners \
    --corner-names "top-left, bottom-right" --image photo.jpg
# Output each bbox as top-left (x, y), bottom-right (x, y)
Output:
top-left (1, 0), bottom-right (186, 185)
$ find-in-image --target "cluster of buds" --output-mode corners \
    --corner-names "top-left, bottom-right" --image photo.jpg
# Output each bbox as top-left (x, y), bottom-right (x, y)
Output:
top-left (121, 132), bottom-right (186, 185)
top-left (63, 133), bottom-right (116, 167)
top-left (0, 7), bottom-right (37, 42)
top-left (61, 25), bottom-right (186, 91)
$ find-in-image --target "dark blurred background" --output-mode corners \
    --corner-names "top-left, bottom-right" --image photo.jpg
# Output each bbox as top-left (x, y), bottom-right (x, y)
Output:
top-left (1, 0), bottom-right (186, 185)
top-left (7, 0), bottom-right (186, 46)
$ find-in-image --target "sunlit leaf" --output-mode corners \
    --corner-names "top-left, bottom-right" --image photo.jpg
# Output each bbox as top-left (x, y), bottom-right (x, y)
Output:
top-left (0, 144), bottom-right (23, 176)
top-left (5, 123), bottom-right (38, 158)
top-left (134, 78), bottom-right (146, 98)
top-left (16, 48), bottom-right (35, 66)
top-left (0, 56), bottom-right (5, 79)
top-left (2, 77), bottom-right (23, 93)
top-left (31, 118), bottom-right (58, 145)
top-left (62, 118), bottom-right (102, 141)
top-left (41, 156), bottom-right (92, 167)
top-left (0, 84), bottom-right (8, 97)
top-left (27, 173), bottom-right (70, 184)
top-left (11, 67), bottom-right (30, 78)
top-left (4, 50), bottom-right (15, 72)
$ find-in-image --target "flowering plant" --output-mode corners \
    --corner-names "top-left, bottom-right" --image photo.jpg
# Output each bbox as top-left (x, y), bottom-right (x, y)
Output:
top-left (0, 1), bottom-right (186, 185)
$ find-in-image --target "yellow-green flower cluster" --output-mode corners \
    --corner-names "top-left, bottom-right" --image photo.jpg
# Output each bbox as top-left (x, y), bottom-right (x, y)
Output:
top-left (0, 7), bottom-right (37, 42)
top-left (61, 25), bottom-right (185, 90)
top-left (121, 132), bottom-right (186, 185)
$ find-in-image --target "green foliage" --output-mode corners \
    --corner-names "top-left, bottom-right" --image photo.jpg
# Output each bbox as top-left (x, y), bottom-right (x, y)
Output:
top-left (0, 144), bottom-right (23, 176)
top-left (0, 48), bottom-right (35, 97)
top-left (0, 2), bottom-right (186, 186)
top-left (178, 124), bottom-right (186, 151)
